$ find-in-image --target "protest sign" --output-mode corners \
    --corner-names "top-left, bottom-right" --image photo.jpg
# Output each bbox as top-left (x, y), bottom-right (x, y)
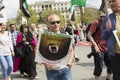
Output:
top-left (35, 32), bottom-right (72, 64)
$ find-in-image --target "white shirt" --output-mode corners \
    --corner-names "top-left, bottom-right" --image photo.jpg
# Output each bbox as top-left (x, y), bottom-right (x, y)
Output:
top-left (0, 31), bottom-right (13, 56)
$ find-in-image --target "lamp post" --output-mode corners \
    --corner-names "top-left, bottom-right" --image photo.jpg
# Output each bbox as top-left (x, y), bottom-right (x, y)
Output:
top-left (38, 12), bottom-right (44, 22)
top-left (38, 12), bottom-right (46, 31)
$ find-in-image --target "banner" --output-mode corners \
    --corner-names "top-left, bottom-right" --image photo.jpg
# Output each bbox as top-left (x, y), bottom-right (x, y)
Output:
top-left (35, 32), bottom-right (72, 64)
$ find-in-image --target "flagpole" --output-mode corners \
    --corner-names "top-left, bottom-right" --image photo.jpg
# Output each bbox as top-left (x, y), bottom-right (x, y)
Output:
top-left (105, 0), bottom-right (109, 20)
top-left (79, 7), bottom-right (83, 26)
top-left (19, 0), bottom-right (23, 25)
top-left (18, 9), bottom-right (24, 25)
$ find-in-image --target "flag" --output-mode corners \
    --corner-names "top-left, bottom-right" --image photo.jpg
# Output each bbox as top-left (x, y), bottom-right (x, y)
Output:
top-left (0, 10), bottom-right (7, 23)
top-left (22, 16), bottom-right (27, 24)
top-left (0, 0), bottom-right (7, 23)
top-left (0, 0), bottom-right (4, 11)
top-left (20, 0), bottom-right (30, 18)
top-left (69, 5), bottom-right (75, 21)
top-left (71, 0), bottom-right (107, 13)
top-left (70, 10), bottom-right (75, 21)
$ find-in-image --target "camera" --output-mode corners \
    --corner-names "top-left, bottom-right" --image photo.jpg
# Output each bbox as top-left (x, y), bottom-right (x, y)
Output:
top-left (87, 52), bottom-right (102, 58)
top-left (98, 52), bottom-right (102, 58)
top-left (28, 45), bottom-right (34, 52)
top-left (87, 52), bottom-right (94, 58)
top-left (22, 41), bottom-right (34, 52)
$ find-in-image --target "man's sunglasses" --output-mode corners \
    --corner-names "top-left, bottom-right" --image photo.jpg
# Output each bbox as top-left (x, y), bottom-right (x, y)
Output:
top-left (49, 21), bottom-right (60, 25)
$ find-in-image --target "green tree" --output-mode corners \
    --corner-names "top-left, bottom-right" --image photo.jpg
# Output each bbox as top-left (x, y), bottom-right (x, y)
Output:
top-left (81, 8), bottom-right (101, 24)
top-left (7, 18), bottom-right (16, 26)
top-left (71, 8), bottom-right (100, 26)
top-left (15, 8), bottom-right (38, 26)
top-left (7, 18), bottom-right (17, 30)
top-left (27, 9), bottom-right (39, 25)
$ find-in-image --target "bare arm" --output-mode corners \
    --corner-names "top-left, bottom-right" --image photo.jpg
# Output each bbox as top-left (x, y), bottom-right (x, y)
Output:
top-left (87, 31), bottom-right (101, 53)
top-left (67, 47), bottom-right (74, 65)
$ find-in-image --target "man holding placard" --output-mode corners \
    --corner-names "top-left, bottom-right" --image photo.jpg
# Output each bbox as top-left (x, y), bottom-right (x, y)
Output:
top-left (36, 14), bottom-right (74, 80)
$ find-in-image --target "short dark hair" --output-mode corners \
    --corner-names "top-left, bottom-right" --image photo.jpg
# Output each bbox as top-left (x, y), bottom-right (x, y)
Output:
top-left (0, 23), bottom-right (2, 26)
top-left (20, 24), bottom-right (29, 33)
top-left (9, 24), bottom-right (15, 27)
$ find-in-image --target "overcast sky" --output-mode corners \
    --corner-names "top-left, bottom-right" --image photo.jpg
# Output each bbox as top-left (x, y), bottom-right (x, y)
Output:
top-left (4, 0), bottom-right (70, 19)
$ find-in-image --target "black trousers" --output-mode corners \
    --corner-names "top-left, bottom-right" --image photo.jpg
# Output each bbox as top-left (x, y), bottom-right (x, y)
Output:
top-left (93, 52), bottom-right (112, 76)
top-left (111, 54), bottom-right (120, 80)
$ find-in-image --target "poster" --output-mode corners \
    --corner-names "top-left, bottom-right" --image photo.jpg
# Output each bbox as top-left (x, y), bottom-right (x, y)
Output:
top-left (35, 32), bottom-right (72, 64)
top-left (113, 30), bottom-right (120, 47)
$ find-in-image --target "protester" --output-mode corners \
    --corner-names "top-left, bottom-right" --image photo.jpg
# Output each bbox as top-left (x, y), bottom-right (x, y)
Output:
top-left (8, 24), bottom-right (19, 56)
top-left (65, 20), bottom-right (76, 35)
top-left (65, 20), bottom-right (80, 62)
top-left (75, 25), bottom-right (82, 41)
top-left (29, 23), bottom-right (38, 41)
top-left (0, 22), bottom-right (14, 80)
top-left (87, 14), bottom-right (112, 80)
top-left (101, 0), bottom-right (120, 80)
top-left (82, 22), bottom-right (87, 39)
top-left (43, 14), bottom-right (74, 80)
top-left (16, 24), bottom-right (38, 79)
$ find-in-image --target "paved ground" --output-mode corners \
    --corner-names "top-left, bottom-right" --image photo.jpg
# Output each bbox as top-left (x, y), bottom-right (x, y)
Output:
top-left (0, 41), bottom-right (113, 80)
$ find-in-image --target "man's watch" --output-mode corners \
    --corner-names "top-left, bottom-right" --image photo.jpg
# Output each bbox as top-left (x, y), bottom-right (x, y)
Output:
top-left (67, 64), bottom-right (72, 68)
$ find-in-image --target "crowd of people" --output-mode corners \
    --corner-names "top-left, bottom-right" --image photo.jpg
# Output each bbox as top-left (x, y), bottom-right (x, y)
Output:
top-left (0, 0), bottom-right (120, 80)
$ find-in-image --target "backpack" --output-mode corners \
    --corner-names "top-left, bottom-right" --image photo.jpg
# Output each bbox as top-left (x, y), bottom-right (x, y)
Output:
top-left (85, 22), bottom-right (100, 42)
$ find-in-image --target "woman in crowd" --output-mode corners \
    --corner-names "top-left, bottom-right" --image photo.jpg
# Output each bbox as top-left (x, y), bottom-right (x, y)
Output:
top-left (16, 24), bottom-right (38, 79)
top-left (0, 22), bottom-right (14, 80)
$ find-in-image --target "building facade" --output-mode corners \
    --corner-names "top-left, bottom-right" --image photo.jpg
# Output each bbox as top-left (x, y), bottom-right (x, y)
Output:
top-left (30, 0), bottom-right (78, 20)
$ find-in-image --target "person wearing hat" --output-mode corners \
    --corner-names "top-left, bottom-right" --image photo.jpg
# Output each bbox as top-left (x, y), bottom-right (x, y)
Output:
top-left (87, 14), bottom-right (112, 80)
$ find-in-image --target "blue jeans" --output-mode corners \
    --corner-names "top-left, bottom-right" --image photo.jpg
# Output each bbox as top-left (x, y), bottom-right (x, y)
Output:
top-left (0, 55), bottom-right (13, 78)
top-left (46, 68), bottom-right (72, 80)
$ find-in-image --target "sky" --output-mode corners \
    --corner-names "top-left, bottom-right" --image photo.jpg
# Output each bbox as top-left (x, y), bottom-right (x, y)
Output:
top-left (4, 0), bottom-right (70, 19)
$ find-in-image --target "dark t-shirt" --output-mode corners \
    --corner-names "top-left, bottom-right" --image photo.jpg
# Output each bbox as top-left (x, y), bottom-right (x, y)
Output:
top-left (65, 26), bottom-right (74, 35)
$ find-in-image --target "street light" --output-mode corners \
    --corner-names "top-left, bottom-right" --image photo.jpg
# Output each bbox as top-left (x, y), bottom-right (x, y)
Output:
top-left (38, 12), bottom-right (45, 22)
top-left (38, 12), bottom-right (46, 31)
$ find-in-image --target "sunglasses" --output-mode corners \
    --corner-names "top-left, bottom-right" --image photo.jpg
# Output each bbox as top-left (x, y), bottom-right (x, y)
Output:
top-left (49, 21), bottom-right (60, 25)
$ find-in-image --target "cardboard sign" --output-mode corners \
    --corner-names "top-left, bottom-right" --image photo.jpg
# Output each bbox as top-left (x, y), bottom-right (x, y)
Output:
top-left (35, 32), bottom-right (72, 64)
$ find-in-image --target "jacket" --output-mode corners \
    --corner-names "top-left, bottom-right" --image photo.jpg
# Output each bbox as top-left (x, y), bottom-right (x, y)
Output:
top-left (101, 12), bottom-right (116, 55)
